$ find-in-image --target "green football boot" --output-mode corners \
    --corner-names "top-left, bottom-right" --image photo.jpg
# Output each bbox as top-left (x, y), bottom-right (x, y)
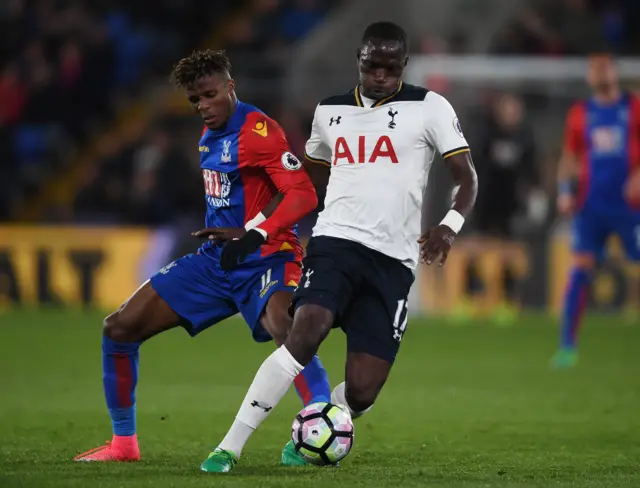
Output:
top-left (281, 440), bottom-right (310, 466)
top-left (200, 448), bottom-right (237, 473)
top-left (550, 348), bottom-right (578, 370)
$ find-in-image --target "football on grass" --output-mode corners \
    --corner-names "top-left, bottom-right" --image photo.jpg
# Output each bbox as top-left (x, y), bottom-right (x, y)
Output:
top-left (291, 401), bottom-right (354, 465)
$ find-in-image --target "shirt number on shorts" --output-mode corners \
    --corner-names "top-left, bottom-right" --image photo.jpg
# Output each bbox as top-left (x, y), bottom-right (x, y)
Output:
top-left (392, 299), bottom-right (409, 342)
top-left (260, 269), bottom-right (273, 292)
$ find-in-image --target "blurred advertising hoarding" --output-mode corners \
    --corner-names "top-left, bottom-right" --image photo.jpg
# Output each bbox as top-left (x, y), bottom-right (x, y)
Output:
top-left (0, 226), bottom-right (637, 316)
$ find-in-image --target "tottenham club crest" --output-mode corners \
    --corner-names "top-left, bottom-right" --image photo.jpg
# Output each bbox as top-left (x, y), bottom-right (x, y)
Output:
top-left (281, 151), bottom-right (302, 171)
top-left (388, 108), bottom-right (398, 129)
top-left (221, 139), bottom-right (232, 163)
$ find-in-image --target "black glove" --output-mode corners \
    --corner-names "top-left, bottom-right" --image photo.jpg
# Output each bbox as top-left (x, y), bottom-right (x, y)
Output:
top-left (220, 229), bottom-right (266, 270)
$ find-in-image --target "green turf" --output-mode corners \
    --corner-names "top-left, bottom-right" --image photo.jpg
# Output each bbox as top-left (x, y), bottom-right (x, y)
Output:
top-left (0, 309), bottom-right (639, 487)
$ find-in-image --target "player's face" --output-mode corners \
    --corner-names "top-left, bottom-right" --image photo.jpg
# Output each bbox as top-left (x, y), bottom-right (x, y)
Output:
top-left (186, 73), bottom-right (235, 129)
top-left (587, 57), bottom-right (619, 92)
top-left (357, 40), bottom-right (407, 100)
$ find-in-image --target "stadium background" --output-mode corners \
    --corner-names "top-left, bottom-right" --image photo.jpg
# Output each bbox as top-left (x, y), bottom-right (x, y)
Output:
top-left (2, 0), bottom-right (640, 318)
top-left (1, 2), bottom-right (640, 487)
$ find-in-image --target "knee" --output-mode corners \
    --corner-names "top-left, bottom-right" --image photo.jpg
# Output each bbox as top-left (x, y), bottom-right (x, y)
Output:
top-left (263, 306), bottom-right (292, 346)
top-left (345, 370), bottom-right (384, 412)
top-left (103, 311), bottom-right (141, 343)
top-left (344, 376), bottom-right (380, 413)
top-left (286, 304), bottom-right (332, 365)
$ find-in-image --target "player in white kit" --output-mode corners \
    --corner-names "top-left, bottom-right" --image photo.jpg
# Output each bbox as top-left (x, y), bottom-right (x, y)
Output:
top-left (201, 21), bottom-right (478, 472)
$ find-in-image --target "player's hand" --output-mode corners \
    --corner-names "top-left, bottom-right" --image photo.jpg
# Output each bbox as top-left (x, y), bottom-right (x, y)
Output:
top-left (192, 227), bottom-right (247, 242)
top-left (220, 229), bottom-right (266, 270)
top-left (418, 224), bottom-right (456, 266)
top-left (557, 194), bottom-right (575, 216)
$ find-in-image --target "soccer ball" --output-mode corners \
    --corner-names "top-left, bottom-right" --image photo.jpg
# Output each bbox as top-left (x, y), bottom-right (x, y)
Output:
top-left (291, 401), bottom-right (354, 466)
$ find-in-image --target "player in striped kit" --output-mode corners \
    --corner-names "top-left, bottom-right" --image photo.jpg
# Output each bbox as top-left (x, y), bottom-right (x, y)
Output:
top-left (553, 54), bottom-right (640, 368)
top-left (74, 49), bottom-right (330, 465)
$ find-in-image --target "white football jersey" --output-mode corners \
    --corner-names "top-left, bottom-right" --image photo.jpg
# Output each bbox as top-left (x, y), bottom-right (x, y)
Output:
top-left (304, 82), bottom-right (470, 270)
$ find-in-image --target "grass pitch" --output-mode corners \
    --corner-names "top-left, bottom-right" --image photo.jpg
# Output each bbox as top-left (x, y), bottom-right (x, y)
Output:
top-left (0, 309), bottom-right (638, 487)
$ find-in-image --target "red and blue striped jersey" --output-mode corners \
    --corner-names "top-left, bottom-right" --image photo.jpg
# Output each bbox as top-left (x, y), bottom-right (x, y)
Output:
top-left (198, 100), bottom-right (317, 262)
top-left (564, 92), bottom-right (640, 213)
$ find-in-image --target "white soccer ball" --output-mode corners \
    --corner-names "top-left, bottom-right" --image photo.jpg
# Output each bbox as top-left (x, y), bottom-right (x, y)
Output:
top-left (291, 401), bottom-right (354, 466)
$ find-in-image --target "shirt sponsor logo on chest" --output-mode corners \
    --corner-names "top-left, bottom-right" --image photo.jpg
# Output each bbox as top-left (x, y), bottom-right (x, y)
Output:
top-left (203, 169), bottom-right (232, 207)
top-left (333, 135), bottom-right (398, 165)
top-left (591, 126), bottom-right (623, 154)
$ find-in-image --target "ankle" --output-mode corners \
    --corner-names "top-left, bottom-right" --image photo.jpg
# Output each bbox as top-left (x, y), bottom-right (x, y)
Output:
top-left (112, 433), bottom-right (138, 446)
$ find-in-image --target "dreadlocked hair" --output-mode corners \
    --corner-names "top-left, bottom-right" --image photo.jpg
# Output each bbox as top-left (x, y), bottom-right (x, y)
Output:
top-left (170, 49), bottom-right (232, 88)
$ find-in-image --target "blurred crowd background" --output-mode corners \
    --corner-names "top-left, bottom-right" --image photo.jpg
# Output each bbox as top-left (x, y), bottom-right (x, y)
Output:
top-left (2, 0), bottom-right (640, 313)
top-left (0, 0), bottom-right (342, 225)
top-left (3, 0), bottom-right (638, 225)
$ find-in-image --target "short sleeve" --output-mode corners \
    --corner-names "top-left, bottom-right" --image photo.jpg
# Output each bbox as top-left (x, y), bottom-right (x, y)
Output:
top-left (423, 92), bottom-right (470, 159)
top-left (304, 106), bottom-right (332, 167)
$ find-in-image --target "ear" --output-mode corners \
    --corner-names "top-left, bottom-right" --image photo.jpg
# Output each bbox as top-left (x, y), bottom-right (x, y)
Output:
top-left (227, 78), bottom-right (235, 93)
top-left (403, 55), bottom-right (409, 67)
top-left (356, 47), bottom-right (361, 61)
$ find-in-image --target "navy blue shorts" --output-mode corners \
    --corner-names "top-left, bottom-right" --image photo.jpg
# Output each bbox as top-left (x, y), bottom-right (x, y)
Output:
top-left (292, 236), bottom-right (414, 363)
top-left (150, 250), bottom-right (300, 341)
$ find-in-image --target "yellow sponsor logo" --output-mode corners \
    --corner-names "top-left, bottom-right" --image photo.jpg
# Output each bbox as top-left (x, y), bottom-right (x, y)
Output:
top-left (252, 121), bottom-right (268, 137)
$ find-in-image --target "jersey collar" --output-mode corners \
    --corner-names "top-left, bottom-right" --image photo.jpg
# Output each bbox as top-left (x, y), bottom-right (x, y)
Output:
top-left (209, 100), bottom-right (246, 136)
top-left (354, 81), bottom-right (403, 108)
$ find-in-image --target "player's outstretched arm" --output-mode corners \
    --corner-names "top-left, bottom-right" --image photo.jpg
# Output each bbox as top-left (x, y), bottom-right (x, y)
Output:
top-left (258, 152), bottom-right (317, 238)
top-left (192, 193), bottom-right (284, 242)
top-left (218, 116), bottom-right (317, 270)
top-left (194, 157), bottom-right (321, 243)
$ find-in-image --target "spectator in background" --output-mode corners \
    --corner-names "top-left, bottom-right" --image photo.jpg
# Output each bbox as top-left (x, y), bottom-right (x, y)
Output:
top-left (557, 0), bottom-right (606, 54)
top-left (459, 94), bottom-right (541, 324)
top-left (491, 8), bottom-right (565, 56)
top-left (0, 63), bottom-right (26, 126)
top-left (58, 38), bottom-right (86, 139)
top-left (475, 93), bottom-right (538, 238)
top-left (4, 0), bottom-right (337, 223)
top-left (73, 133), bottom-right (129, 223)
top-left (600, 1), bottom-right (626, 51)
top-left (128, 131), bottom-right (171, 225)
top-left (280, 0), bottom-right (324, 42)
top-left (127, 127), bottom-right (200, 226)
